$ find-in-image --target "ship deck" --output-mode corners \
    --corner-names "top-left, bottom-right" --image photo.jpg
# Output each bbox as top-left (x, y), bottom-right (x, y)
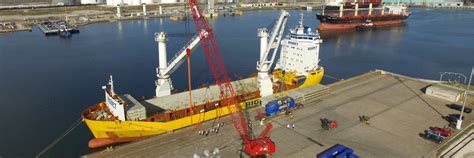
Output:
top-left (141, 77), bottom-right (259, 113)
top-left (85, 70), bottom-right (474, 158)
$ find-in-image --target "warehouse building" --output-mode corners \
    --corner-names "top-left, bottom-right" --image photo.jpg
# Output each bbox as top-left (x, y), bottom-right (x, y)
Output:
top-left (80, 0), bottom-right (106, 4)
top-left (0, 0), bottom-right (52, 5)
top-left (382, 0), bottom-right (464, 6)
top-left (105, 0), bottom-right (173, 6)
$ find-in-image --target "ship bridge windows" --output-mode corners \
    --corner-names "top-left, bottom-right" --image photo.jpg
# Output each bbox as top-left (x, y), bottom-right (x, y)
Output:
top-left (290, 35), bottom-right (319, 41)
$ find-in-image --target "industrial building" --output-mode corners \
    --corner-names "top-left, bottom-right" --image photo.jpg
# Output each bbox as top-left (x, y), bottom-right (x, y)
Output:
top-left (382, 0), bottom-right (465, 6)
top-left (105, 0), bottom-right (171, 6)
top-left (0, 0), bottom-right (79, 5)
top-left (0, 0), bottom-right (50, 5)
top-left (80, 0), bottom-right (105, 4)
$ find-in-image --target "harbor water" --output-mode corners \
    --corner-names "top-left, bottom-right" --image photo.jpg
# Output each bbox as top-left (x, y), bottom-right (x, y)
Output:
top-left (0, 8), bottom-right (473, 157)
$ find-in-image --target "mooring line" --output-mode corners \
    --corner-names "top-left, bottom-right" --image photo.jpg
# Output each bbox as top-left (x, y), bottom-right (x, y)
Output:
top-left (35, 117), bottom-right (83, 158)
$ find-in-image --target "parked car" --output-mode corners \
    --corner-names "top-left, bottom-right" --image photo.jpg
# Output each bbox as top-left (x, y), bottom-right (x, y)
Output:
top-left (444, 114), bottom-right (465, 123)
top-left (422, 130), bottom-right (445, 144)
top-left (449, 114), bottom-right (465, 120)
top-left (447, 104), bottom-right (472, 113)
top-left (429, 127), bottom-right (453, 137)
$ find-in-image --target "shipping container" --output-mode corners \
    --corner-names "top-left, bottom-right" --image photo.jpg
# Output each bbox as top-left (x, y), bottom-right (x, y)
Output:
top-left (335, 148), bottom-right (353, 158)
top-left (425, 86), bottom-right (461, 102)
top-left (317, 144), bottom-right (348, 158)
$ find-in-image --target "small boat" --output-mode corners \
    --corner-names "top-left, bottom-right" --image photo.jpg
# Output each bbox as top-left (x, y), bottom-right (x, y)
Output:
top-left (170, 15), bottom-right (186, 21)
top-left (58, 25), bottom-right (72, 38)
top-left (356, 20), bottom-right (375, 31)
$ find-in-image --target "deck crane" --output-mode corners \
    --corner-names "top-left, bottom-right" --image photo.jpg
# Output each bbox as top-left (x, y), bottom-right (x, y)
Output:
top-left (188, 0), bottom-right (276, 156)
top-left (155, 32), bottom-right (201, 97)
top-left (257, 11), bottom-right (289, 97)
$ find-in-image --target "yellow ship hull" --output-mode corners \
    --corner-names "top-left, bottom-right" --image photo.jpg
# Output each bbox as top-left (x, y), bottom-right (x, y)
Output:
top-left (84, 97), bottom-right (261, 139)
top-left (83, 68), bottom-right (324, 147)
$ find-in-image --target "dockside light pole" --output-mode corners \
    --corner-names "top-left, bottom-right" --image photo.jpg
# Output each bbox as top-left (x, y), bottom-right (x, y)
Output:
top-left (456, 67), bottom-right (473, 129)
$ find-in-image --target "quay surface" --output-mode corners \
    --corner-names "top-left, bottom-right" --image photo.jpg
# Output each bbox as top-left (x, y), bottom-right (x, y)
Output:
top-left (84, 70), bottom-right (473, 158)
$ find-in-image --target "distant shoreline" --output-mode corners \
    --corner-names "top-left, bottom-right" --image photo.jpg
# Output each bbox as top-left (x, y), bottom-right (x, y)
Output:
top-left (0, 2), bottom-right (306, 34)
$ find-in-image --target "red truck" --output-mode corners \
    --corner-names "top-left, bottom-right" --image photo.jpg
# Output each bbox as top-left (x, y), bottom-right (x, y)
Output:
top-left (429, 127), bottom-right (453, 137)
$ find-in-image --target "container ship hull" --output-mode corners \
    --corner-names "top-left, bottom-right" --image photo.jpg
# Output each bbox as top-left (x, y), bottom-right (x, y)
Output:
top-left (317, 14), bottom-right (409, 30)
top-left (83, 69), bottom-right (324, 148)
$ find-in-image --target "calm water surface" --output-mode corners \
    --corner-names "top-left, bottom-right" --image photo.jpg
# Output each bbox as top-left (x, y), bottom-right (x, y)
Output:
top-left (0, 8), bottom-right (473, 157)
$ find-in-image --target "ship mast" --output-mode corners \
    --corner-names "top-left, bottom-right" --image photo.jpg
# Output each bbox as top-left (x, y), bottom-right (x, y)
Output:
top-left (108, 75), bottom-right (115, 96)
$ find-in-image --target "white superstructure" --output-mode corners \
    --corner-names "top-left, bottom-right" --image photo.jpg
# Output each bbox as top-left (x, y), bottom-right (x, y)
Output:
top-left (325, 0), bottom-right (345, 8)
top-left (275, 14), bottom-right (323, 77)
top-left (103, 75), bottom-right (126, 121)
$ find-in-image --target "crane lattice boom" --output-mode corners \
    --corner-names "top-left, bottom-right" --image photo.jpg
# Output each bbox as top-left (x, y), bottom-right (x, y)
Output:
top-left (187, 0), bottom-right (276, 156)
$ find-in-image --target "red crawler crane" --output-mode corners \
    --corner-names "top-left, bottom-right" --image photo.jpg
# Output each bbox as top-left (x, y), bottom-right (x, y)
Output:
top-left (187, 0), bottom-right (276, 156)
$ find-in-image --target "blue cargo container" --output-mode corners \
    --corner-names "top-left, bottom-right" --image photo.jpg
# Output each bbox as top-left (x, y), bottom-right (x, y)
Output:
top-left (348, 154), bottom-right (359, 158)
top-left (335, 148), bottom-right (359, 158)
top-left (317, 144), bottom-right (359, 158)
top-left (317, 144), bottom-right (347, 158)
top-left (335, 148), bottom-right (353, 158)
top-left (264, 97), bottom-right (295, 117)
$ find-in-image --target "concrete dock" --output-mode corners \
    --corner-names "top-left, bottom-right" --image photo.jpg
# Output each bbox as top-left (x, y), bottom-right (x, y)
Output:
top-left (84, 70), bottom-right (474, 158)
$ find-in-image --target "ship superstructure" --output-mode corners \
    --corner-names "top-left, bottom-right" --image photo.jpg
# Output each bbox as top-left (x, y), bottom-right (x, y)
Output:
top-left (276, 14), bottom-right (322, 77)
top-left (273, 14), bottom-right (324, 87)
top-left (82, 12), bottom-right (325, 149)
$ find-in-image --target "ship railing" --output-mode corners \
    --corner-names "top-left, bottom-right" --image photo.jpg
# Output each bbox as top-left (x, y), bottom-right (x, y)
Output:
top-left (167, 34), bottom-right (199, 67)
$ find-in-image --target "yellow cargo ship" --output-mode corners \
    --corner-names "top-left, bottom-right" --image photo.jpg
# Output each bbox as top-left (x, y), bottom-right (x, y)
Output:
top-left (82, 70), bottom-right (323, 148)
top-left (82, 14), bottom-right (325, 148)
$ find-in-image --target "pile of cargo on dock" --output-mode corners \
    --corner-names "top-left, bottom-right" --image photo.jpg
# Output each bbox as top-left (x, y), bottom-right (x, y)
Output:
top-left (0, 22), bottom-right (16, 33)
